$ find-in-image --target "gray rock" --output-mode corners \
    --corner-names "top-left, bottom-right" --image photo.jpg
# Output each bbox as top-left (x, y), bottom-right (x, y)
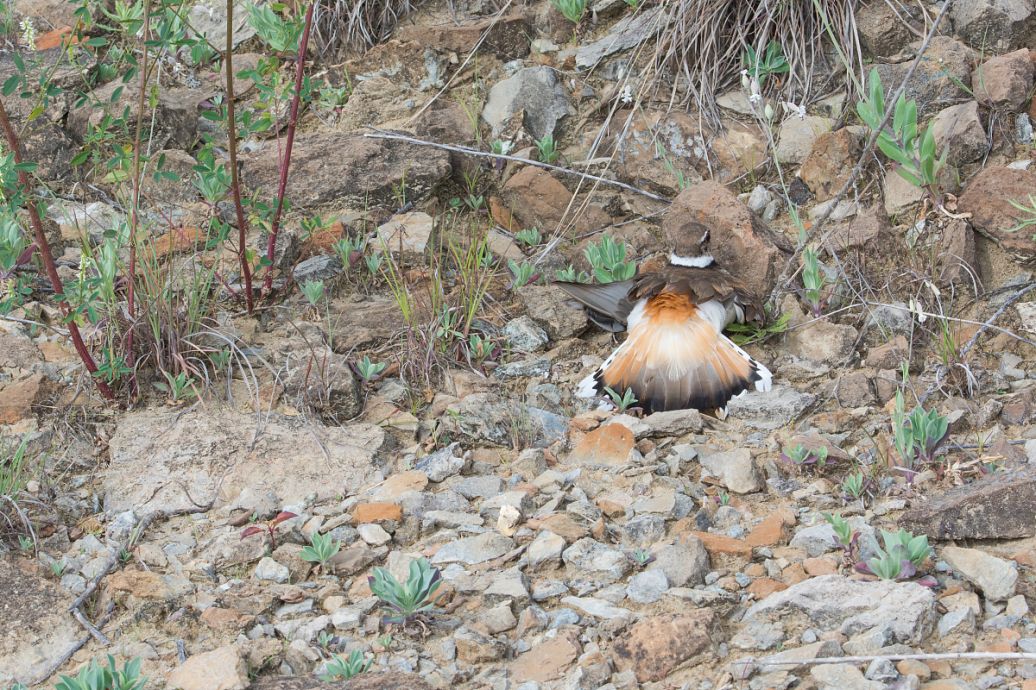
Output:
top-left (700, 449), bottom-right (762, 494)
top-left (745, 575), bottom-right (938, 644)
top-left (482, 66), bottom-right (572, 140)
top-left (503, 316), bottom-right (549, 352)
top-left (189, 0), bottom-right (257, 51)
top-left (48, 201), bottom-right (127, 246)
top-left (931, 101), bottom-right (987, 166)
top-left (747, 184), bottom-right (774, 213)
top-left (442, 393), bottom-right (568, 448)
top-left (430, 532), bottom-right (514, 565)
top-left (292, 254), bottom-right (343, 284)
top-left (532, 579), bottom-right (569, 601)
top-left (786, 320), bottom-right (858, 363)
top-left (448, 475), bottom-right (503, 499)
top-left (520, 285), bottom-right (588, 340)
top-left (941, 546), bottom-right (1018, 601)
top-left (254, 557), bottom-right (290, 583)
top-left (560, 595), bottom-right (631, 621)
top-left (789, 518), bottom-right (872, 557)
top-left (376, 212), bottom-right (434, 257)
top-left (951, 0), bottom-right (1035, 51)
top-left (938, 607), bottom-right (976, 637)
top-left (562, 538), bottom-right (631, 582)
top-left (484, 567), bottom-right (530, 606)
top-left (415, 442), bottom-right (465, 482)
top-left (640, 408), bottom-right (704, 437)
top-left (626, 569), bottom-right (669, 604)
top-left (495, 357), bottom-right (551, 379)
top-left (575, 7), bottom-right (663, 69)
top-left (865, 301), bottom-right (913, 335)
top-left (726, 385), bottom-right (816, 429)
top-left (648, 538), bottom-right (709, 587)
top-left (621, 514), bottom-right (667, 546)
top-left (874, 37), bottom-right (973, 115)
top-left (731, 620), bottom-right (785, 651)
top-left (527, 530), bottom-right (565, 569)
top-left (356, 523), bottom-right (391, 546)
top-left (775, 116), bottom-right (835, 164)
top-left (811, 663), bottom-right (884, 690)
top-left (865, 658), bottom-right (898, 682)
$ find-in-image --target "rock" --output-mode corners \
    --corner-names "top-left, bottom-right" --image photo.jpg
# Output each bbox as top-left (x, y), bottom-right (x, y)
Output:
top-left (901, 466), bottom-right (1036, 539)
top-left (626, 569), bottom-right (669, 603)
top-left (247, 678), bottom-right (339, 690)
top-left (1019, 302), bottom-right (1036, 335)
top-left (336, 672), bottom-right (434, 690)
top-left (884, 166), bottom-right (924, 216)
top-left (504, 316), bottom-right (549, 352)
top-left (254, 557), bottom-right (290, 583)
top-left (811, 663), bottom-right (884, 690)
top-left (0, 374), bottom-right (44, 425)
top-left (520, 285), bottom-right (588, 339)
top-left (107, 570), bottom-right (194, 600)
top-left (431, 532), bottom-right (514, 565)
top-left (103, 409), bottom-right (385, 514)
top-left (351, 502), bottom-right (402, 523)
top-left (0, 560), bottom-right (82, 686)
top-left (189, 0), bottom-right (256, 52)
top-left (498, 167), bottom-right (610, 235)
top-left (786, 320), bottom-right (858, 363)
top-left (441, 392), bottom-right (568, 448)
top-left (726, 385), bottom-right (816, 429)
top-left (454, 625), bottom-right (506, 663)
top-left (931, 101), bottom-right (987, 165)
top-left (857, 1), bottom-right (919, 57)
top-left (700, 449), bottom-right (762, 494)
top-left (242, 133), bottom-right (450, 211)
top-left (566, 423), bottom-right (634, 466)
top-left (575, 7), bottom-right (663, 69)
top-left (824, 205), bottom-right (890, 253)
top-left (528, 530), bottom-right (566, 569)
top-left (415, 442), bottom-right (465, 482)
top-left (975, 48), bottom-right (1035, 113)
top-left (510, 631), bottom-right (580, 683)
top-left (612, 611), bottom-right (718, 683)
top-left (375, 212), bottom-right (435, 258)
top-left (663, 182), bottom-right (793, 299)
top-left (482, 66), bottom-right (572, 140)
top-left (641, 408), bottom-right (703, 437)
top-left (940, 546), bottom-right (1018, 601)
top-left (292, 254), bottom-right (343, 284)
top-left (395, 11), bottom-right (530, 61)
top-left (167, 646), bottom-right (248, 690)
top-left (745, 575), bottom-right (937, 644)
top-left (69, 75), bottom-right (198, 151)
top-left (561, 595), bottom-right (631, 621)
top-left (281, 345), bottom-right (362, 419)
top-left (936, 218), bottom-right (977, 285)
top-left (799, 129), bottom-right (861, 201)
top-left (958, 165), bottom-right (1036, 263)
top-left (356, 523), bottom-right (391, 546)
top-left (938, 607), bottom-right (976, 637)
top-left (562, 538), bottom-right (631, 582)
top-left (775, 116), bottom-right (835, 164)
top-left (649, 538), bottom-right (709, 586)
top-left (951, 0), bottom-right (1036, 51)
top-left (874, 37), bottom-right (973, 115)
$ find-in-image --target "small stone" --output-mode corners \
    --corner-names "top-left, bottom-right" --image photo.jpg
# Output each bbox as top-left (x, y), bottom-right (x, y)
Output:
top-left (497, 504), bottom-right (522, 536)
top-left (700, 449), bottom-right (762, 494)
top-left (292, 254), bottom-right (342, 284)
top-left (747, 185), bottom-right (774, 213)
top-left (528, 530), bottom-right (566, 569)
top-left (974, 48), bottom-right (1034, 112)
top-left (560, 596), bottom-right (631, 621)
top-left (479, 602), bottom-right (518, 634)
top-left (562, 538), bottom-right (630, 582)
top-left (811, 663), bottom-right (884, 690)
top-left (941, 545), bottom-right (1019, 601)
top-left (938, 607), bottom-right (976, 637)
top-left (725, 385), bottom-right (816, 429)
top-left (376, 211), bottom-right (435, 257)
top-left (351, 502), bottom-right (403, 524)
top-left (566, 424), bottom-right (634, 466)
top-left (482, 66), bottom-right (572, 140)
top-left (431, 532), bottom-right (514, 565)
top-left (951, 0), bottom-right (1034, 50)
top-left (166, 646), bottom-right (248, 690)
top-left (648, 538), bottom-right (709, 587)
top-left (254, 557), bottom-right (289, 583)
top-left (356, 523), bottom-right (391, 546)
top-left (454, 625), bottom-right (506, 663)
top-left (775, 116), bottom-right (835, 164)
top-left (612, 611), bottom-right (718, 683)
top-left (415, 442), bottom-right (465, 482)
top-left (931, 101), bottom-right (986, 166)
top-left (626, 569), bottom-right (669, 604)
top-left (504, 316), bottom-right (550, 352)
top-left (510, 631), bottom-right (580, 683)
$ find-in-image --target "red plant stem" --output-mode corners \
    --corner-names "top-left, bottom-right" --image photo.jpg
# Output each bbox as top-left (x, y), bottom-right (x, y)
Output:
top-left (261, 1), bottom-right (315, 294)
top-left (0, 98), bottom-right (114, 400)
top-left (225, 0), bottom-right (254, 313)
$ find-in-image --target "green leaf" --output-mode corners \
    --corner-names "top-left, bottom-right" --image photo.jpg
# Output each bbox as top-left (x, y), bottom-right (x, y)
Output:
top-left (85, 36), bottom-right (107, 47)
top-left (2, 75), bottom-right (19, 96)
top-left (896, 166), bottom-right (923, 187)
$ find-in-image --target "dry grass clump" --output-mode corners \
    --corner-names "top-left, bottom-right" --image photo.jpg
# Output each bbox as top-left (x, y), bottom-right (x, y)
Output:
top-left (312, 0), bottom-right (419, 55)
top-left (653, 0), bottom-right (864, 123)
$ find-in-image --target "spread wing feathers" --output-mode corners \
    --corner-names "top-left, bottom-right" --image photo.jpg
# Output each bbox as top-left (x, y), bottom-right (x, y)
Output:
top-left (578, 293), bottom-right (772, 413)
top-left (553, 279), bottom-right (637, 332)
top-left (632, 268), bottom-right (764, 324)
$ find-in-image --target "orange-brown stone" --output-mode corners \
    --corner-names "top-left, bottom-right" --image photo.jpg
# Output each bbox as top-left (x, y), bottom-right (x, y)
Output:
top-left (566, 423), bottom-right (634, 466)
top-left (683, 530), bottom-right (751, 556)
top-left (747, 578), bottom-right (788, 599)
top-left (803, 556), bottom-right (839, 577)
top-left (351, 502), bottom-right (402, 523)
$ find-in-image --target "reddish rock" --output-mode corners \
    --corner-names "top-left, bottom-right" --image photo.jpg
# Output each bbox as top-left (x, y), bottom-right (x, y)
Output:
top-left (745, 512), bottom-right (789, 547)
top-left (510, 630), bottom-right (580, 682)
top-left (663, 182), bottom-right (793, 299)
top-left (823, 205), bottom-right (890, 253)
top-left (682, 530), bottom-right (752, 557)
top-left (930, 101), bottom-right (986, 165)
top-left (201, 606), bottom-right (255, 631)
top-left (803, 557), bottom-right (840, 577)
top-left (351, 502), bottom-right (403, 524)
top-left (799, 129), bottom-right (860, 201)
top-left (366, 471), bottom-right (428, 501)
top-left (958, 166), bottom-right (1036, 263)
top-left (974, 49), bottom-right (1034, 112)
top-left (566, 423), bottom-right (634, 466)
top-left (747, 578), bottom-right (789, 599)
top-left (611, 611), bottom-right (719, 682)
top-left (395, 11), bottom-right (530, 60)
top-left (528, 513), bottom-right (589, 542)
top-left (0, 374), bottom-right (44, 424)
top-left (498, 167), bottom-right (611, 234)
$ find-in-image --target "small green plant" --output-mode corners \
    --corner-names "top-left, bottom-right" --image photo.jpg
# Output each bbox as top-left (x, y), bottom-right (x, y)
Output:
top-left (584, 236), bottom-right (636, 284)
top-left (550, 0), bottom-right (587, 23)
top-left (317, 84), bottom-right (351, 111)
top-left (316, 630), bottom-right (335, 650)
top-left (118, 548), bottom-right (132, 564)
top-left (489, 139), bottom-right (512, 156)
top-left (364, 252), bottom-right (384, 277)
top-left (355, 355), bottom-right (387, 382)
top-left (333, 236), bottom-right (366, 270)
top-left (780, 443), bottom-right (829, 468)
top-left (801, 246), bottom-right (827, 316)
top-left (623, 0), bottom-right (639, 10)
top-left (154, 371), bottom-right (197, 403)
top-left (515, 227), bottom-right (542, 247)
top-left (629, 548), bottom-right (654, 567)
top-left (555, 264), bottom-right (591, 283)
top-left (301, 279), bottom-right (326, 307)
top-left (823, 513), bottom-right (855, 548)
top-left (841, 470), bottom-right (866, 500)
top-left (299, 531), bottom-right (341, 570)
top-left (727, 312), bottom-right (791, 346)
top-left (375, 633), bottom-right (394, 651)
top-left (717, 491), bottom-right (731, 506)
top-left (856, 68), bottom-right (947, 198)
top-left (892, 388), bottom-right (949, 475)
top-left (604, 386), bottom-right (638, 412)
top-left (1007, 194), bottom-right (1036, 240)
top-left (320, 649), bottom-right (371, 681)
top-left (50, 559), bottom-right (66, 577)
top-left (18, 534), bottom-right (33, 552)
top-left (368, 557), bottom-right (443, 624)
top-left (742, 40), bottom-right (790, 85)
top-left (534, 133), bottom-right (560, 163)
top-left (247, 2), bottom-right (304, 53)
top-left (855, 528), bottom-right (933, 582)
top-left (467, 333), bottom-right (496, 363)
top-left (508, 259), bottom-right (537, 288)
top-left (55, 655), bottom-right (146, 690)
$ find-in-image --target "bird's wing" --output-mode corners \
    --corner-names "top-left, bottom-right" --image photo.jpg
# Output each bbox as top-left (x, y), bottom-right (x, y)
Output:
top-left (553, 279), bottom-right (638, 331)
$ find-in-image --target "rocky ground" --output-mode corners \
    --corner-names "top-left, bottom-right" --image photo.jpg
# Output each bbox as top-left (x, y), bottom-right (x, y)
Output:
top-left (3, 0), bottom-right (1036, 688)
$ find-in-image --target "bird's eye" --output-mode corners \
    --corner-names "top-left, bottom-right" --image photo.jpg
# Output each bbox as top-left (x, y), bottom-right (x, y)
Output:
top-left (698, 229), bottom-right (710, 246)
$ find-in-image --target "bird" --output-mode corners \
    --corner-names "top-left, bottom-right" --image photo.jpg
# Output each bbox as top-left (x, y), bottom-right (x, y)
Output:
top-left (555, 223), bottom-right (772, 414)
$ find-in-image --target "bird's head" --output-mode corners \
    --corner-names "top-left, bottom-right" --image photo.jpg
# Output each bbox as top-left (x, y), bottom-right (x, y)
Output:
top-left (667, 221), bottom-right (715, 268)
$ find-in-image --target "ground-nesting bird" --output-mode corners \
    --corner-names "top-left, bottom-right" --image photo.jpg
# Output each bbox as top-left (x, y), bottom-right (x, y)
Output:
top-left (556, 223), bottom-right (772, 414)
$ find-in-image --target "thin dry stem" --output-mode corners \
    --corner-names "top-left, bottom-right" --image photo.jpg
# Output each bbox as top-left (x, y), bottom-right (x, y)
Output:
top-left (226, 0), bottom-right (255, 312)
